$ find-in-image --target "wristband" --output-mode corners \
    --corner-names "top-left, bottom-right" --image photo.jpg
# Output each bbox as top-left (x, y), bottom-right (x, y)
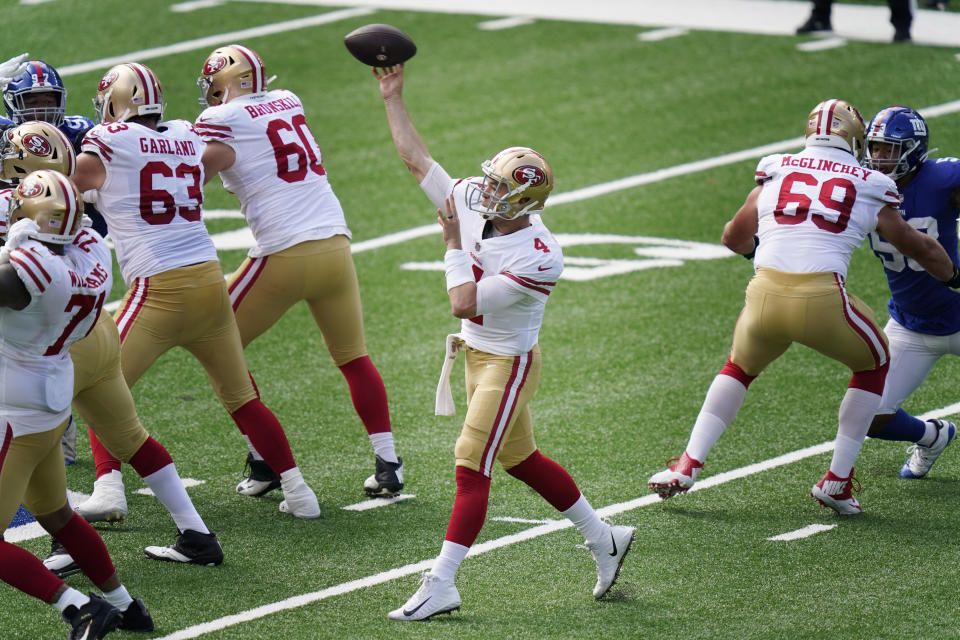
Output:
top-left (946, 264), bottom-right (960, 289)
top-left (444, 249), bottom-right (474, 291)
top-left (743, 235), bottom-right (759, 260)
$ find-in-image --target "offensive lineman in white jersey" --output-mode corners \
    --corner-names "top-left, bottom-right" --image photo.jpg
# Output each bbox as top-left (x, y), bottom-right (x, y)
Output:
top-left (194, 44), bottom-right (404, 499)
top-left (648, 99), bottom-right (960, 514)
top-left (72, 62), bottom-right (321, 520)
top-left (375, 63), bottom-right (634, 621)
top-left (0, 170), bottom-right (151, 639)
top-left (1, 122), bottom-right (221, 592)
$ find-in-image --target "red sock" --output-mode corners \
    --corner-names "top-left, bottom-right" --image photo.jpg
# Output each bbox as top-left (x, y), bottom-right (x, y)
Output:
top-left (53, 513), bottom-right (115, 587)
top-left (230, 399), bottom-right (296, 474)
top-left (0, 540), bottom-right (63, 602)
top-left (88, 427), bottom-right (122, 479)
top-left (128, 437), bottom-right (174, 477)
top-left (444, 466), bottom-right (491, 547)
top-left (506, 450), bottom-right (580, 512)
top-left (339, 356), bottom-right (391, 435)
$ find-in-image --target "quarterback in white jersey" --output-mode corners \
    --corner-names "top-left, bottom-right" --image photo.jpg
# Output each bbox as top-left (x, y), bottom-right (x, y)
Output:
top-left (196, 44), bottom-right (403, 499)
top-left (419, 163), bottom-right (561, 356)
top-left (376, 63), bottom-right (633, 621)
top-left (648, 99), bottom-right (960, 517)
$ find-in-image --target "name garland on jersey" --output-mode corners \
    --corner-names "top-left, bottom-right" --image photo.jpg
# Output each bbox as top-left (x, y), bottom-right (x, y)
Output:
top-left (139, 137), bottom-right (197, 156)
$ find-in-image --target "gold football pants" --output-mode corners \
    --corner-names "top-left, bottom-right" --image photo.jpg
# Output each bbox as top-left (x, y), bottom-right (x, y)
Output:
top-left (0, 419), bottom-right (70, 526)
top-left (227, 236), bottom-right (368, 366)
top-left (456, 345), bottom-right (541, 477)
top-left (731, 268), bottom-right (888, 376)
top-left (114, 261), bottom-right (257, 412)
top-left (70, 314), bottom-right (149, 461)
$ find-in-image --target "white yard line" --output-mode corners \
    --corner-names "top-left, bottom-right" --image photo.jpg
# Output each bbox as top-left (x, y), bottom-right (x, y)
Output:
top-left (767, 524), bottom-right (837, 541)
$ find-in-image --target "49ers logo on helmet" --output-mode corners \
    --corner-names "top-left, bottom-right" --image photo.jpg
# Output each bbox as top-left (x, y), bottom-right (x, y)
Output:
top-left (22, 133), bottom-right (52, 156)
top-left (18, 178), bottom-right (44, 198)
top-left (98, 70), bottom-right (119, 91)
top-left (513, 165), bottom-right (546, 187)
top-left (203, 55), bottom-right (227, 75)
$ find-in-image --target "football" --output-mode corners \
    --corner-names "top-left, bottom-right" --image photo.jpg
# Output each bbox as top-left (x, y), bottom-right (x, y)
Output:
top-left (343, 23), bottom-right (417, 67)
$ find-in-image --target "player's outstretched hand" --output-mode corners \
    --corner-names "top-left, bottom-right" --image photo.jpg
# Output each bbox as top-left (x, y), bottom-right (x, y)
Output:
top-left (374, 64), bottom-right (405, 100)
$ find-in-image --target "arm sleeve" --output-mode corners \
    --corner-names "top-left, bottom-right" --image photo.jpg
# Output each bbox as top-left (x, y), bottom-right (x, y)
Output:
top-left (475, 274), bottom-right (527, 315)
top-left (419, 161), bottom-right (457, 210)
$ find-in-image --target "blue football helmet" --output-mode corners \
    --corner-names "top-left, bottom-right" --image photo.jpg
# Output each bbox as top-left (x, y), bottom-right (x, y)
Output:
top-left (3, 60), bottom-right (66, 127)
top-left (864, 106), bottom-right (929, 180)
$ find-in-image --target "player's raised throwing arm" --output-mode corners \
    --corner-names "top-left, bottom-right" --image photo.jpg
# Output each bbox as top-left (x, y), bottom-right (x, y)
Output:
top-left (375, 64), bottom-right (435, 183)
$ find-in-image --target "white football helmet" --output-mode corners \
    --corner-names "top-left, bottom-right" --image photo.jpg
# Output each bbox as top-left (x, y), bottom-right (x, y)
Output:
top-left (465, 146), bottom-right (554, 220)
top-left (93, 63), bottom-right (164, 124)
top-left (804, 99), bottom-right (865, 161)
top-left (6, 169), bottom-right (82, 244)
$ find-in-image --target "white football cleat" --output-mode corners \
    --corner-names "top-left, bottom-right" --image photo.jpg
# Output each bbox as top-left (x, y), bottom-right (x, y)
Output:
top-left (388, 572), bottom-right (461, 621)
top-left (899, 419), bottom-right (956, 479)
top-left (586, 524), bottom-right (635, 599)
top-left (76, 469), bottom-right (128, 523)
top-left (648, 451), bottom-right (703, 499)
top-left (811, 469), bottom-right (862, 515)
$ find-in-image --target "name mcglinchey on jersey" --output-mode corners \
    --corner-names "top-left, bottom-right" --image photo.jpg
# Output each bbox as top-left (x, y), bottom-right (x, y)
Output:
top-left (779, 154), bottom-right (874, 181)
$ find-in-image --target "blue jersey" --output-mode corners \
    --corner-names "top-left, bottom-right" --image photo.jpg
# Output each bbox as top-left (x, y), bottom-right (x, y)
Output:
top-left (61, 114), bottom-right (93, 154)
top-left (868, 157), bottom-right (960, 335)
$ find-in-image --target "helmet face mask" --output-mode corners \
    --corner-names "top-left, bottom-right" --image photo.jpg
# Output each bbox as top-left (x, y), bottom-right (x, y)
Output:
top-left (465, 147), bottom-right (554, 221)
top-left (197, 44), bottom-right (266, 107)
top-left (864, 106), bottom-right (929, 180)
top-left (0, 121), bottom-right (76, 182)
top-left (93, 63), bottom-right (164, 124)
top-left (7, 169), bottom-right (82, 245)
top-left (2, 60), bottom-right (67, 127)
top-left (804, 99), bottom-right (866, 161)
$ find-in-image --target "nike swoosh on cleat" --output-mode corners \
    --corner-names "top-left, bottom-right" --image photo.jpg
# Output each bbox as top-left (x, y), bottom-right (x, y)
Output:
top-left (77, 622), bottom-right (92, 640)
top-left (608, 532), bottom-right (618, 557)
top-left (402, 596), bottom-right (432, 617)
top-left (537, 265), bottom-right (549, 271)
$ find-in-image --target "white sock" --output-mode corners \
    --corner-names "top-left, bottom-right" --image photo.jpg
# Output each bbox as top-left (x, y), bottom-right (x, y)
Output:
top-left (53, 588), bottom-right (89, 613)
top-left (830, 387), bottom-right (881, 476)
top-left (430, 540), bottom-right (469, 581)
top-left (369, 432), bottom-right (398, 464)
top-left (562, 494), bottom-right (607, 546)
top-left (685, 374), bottom-right (747, 462)
top-left (918, 421), bottom-right (938, 447)
top-left (280, 467), bottom-right (305, 490)
top-left (142, 464), bottom-right (209, 535)
top-left (102, 584), bottom-right (133, 612)
top-left (244, 437), bottom-right (263, 461)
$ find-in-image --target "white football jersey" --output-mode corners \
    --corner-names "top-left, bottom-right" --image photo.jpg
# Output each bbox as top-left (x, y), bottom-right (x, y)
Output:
top-left (0, 239), bottom-right (106, 435)
top-left (195, 89), bottom-right (350, 258)
top-left (81, 119), bottom-right (217, 284)
top-left (0, 188), bottom-right (11, 239)
top-left (420, 162), bottom-right (562, 356)
top-left (753, 145), bottom-right (901, 277)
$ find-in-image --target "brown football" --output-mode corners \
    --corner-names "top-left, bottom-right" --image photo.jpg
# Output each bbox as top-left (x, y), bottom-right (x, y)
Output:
top-left (344, 23), bottom-right (417, 67)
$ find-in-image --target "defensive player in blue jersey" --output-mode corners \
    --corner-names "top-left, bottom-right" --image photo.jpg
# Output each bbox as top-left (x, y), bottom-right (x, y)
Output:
top-left (865, 106), bottom-right (959, 478)
top-left (2, 57), bottom-right (107, 239)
